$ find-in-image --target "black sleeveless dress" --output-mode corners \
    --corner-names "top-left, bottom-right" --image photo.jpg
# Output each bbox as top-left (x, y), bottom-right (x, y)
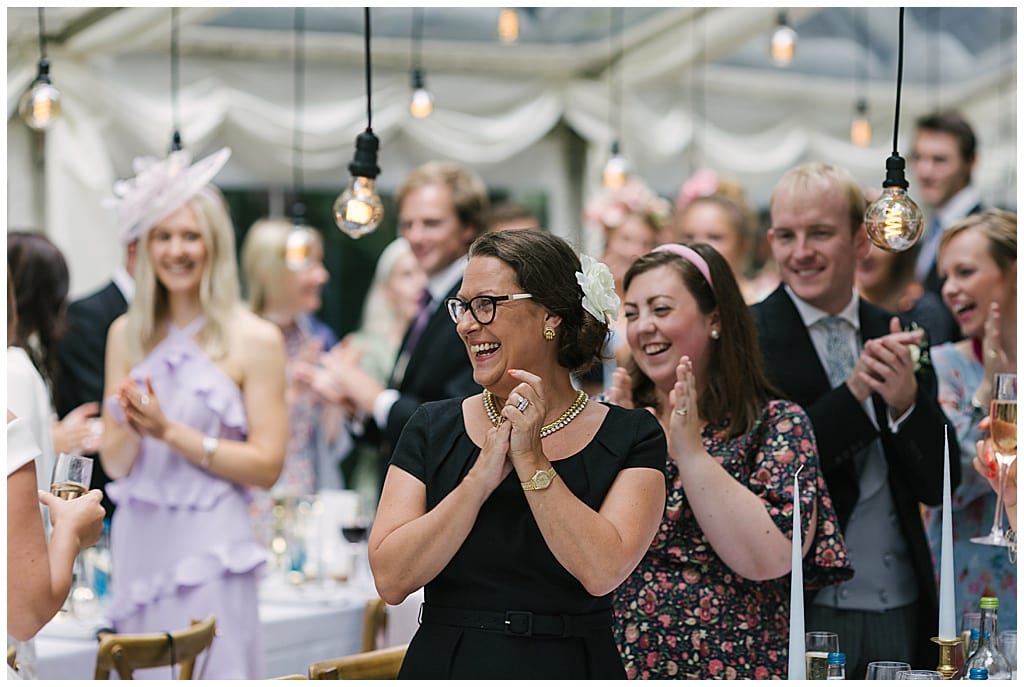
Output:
top-left (389, 398), bottom-right (666, 679)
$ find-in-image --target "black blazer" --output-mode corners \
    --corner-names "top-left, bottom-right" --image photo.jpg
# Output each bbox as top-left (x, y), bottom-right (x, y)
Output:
top-left (751, 284), bottom-right (960, 668)
top-left (921, 201), bottom-right (984, 296)
top-left (381, 278), bottom-right (480, 468)
top-left (55, 280), bottom-right (128, 516)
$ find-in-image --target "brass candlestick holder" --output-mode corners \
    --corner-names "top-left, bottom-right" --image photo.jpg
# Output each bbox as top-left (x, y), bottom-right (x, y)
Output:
top-left (931, 637), bottom-right (962, 680)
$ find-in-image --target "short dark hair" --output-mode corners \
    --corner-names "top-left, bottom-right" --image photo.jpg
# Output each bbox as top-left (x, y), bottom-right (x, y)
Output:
top-left (397, 161), bottom-right (490, 238)
top-left (468, 230), bottom-right (608, 374)
top-left (915, 111), bottom-right (978, 162)
top-left (623, 243), bottom-right (781, 438)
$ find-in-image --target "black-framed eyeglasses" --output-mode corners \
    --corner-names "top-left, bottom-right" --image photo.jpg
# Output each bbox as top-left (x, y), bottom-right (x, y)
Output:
top-left (446, 293), bottom-right (533, 325)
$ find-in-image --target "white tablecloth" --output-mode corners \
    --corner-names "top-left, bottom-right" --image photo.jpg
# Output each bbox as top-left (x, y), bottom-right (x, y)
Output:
top-left (30, 584), bottom-right (369, 680)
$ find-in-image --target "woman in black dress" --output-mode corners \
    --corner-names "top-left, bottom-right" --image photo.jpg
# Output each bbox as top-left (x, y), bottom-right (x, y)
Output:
top-left (369, 229), bottom-right (667, 679)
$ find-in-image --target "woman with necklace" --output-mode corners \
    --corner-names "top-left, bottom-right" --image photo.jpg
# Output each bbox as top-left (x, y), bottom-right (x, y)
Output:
top-left (369, 229), bottom-right (666, 679)
top-left (100, 148), bottom-right (287, 678)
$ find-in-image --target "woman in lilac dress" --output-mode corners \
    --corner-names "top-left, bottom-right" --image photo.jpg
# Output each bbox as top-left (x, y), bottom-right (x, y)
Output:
top-left (100, 148), bottom-right (287, 679)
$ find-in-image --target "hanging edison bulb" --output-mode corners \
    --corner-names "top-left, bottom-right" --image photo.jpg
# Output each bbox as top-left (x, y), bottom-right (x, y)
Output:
top-left (770, 12), bottom-right (797, 66)
top-left (864, 155), bottom-right (924, 252)
top-left (334, 130), bottom-right (384, 238)
top-left (498, 8), bottom-right (520, 44)
top-left (409, 68), bottom-right (433, 118)
top-left (850, 98), bottom-right (872, 147)
top-left (285, 227), bottom-right (316, 270)
top-left (19, 58), bottom-right (62, 131)
top-left (602, 141), bottom-right (630, 191)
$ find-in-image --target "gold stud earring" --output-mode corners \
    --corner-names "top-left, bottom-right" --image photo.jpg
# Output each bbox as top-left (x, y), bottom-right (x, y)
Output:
top-left (543, 326), bottom-right (556, 341)
top-left (710, 329), bottom-right (720, 340)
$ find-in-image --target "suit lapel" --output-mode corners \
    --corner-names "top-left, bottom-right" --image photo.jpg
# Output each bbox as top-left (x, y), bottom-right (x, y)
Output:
top-left (760, 286), bottom-right (832, 406)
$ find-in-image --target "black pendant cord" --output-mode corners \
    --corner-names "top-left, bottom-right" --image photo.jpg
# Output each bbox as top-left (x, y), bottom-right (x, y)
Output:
top-left (890, 7), bottom-right (905, 156)
top-left (170, 8), bottom-right (182, 151)
top-left (856, 7), bottom-right (869, 105)
top-left (292, 7), bottom-right (305, 223)
top-left (609, 7), bottom-right (624, 148)
top-left (364, 7), bottom-right (373, 132)
top-left (37, 7), bottom-right (47, 60)
top-left (411, 7), bottom-right (424, 72)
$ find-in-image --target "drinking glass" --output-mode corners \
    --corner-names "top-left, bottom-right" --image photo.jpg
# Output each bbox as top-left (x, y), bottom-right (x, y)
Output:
top-left (896, 669), bottom-right (943, 679)
top-left (999, 630), bottom-right (1017, 679)
top-left (50, 453), bottom-right (94, 500)
top-left (866, 661), bottom-right (912, 680)
top-left (961, 611), bottom-right (981, 660)
top-left (805, 631), bottom-right (839, 680)
top-left (972, 372), bottom-right (1017, 546)
top-left (339, 504), bottom-right (372, 589)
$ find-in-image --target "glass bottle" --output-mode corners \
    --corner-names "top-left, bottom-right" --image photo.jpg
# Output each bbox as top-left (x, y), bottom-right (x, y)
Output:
top-left (826, 652), bottom-right (846, 680)
top-left (963, 597), bottom-right (1011, 679)
top-left (969, 667), bottom-right (989, 680)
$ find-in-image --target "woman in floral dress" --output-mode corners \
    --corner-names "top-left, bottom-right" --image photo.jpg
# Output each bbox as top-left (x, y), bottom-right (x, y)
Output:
top-left (610, 244), bottom-right (853, 679)
top-left (923, 210), bottom-right (1016, 629)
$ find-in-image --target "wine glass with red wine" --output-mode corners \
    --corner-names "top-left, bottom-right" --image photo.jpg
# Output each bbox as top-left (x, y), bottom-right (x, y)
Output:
top-left (339, 503), bottom-right (372, 588)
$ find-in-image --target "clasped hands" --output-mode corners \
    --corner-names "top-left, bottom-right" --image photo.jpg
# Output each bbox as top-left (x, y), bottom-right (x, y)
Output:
top-left (291, 337), bottom-right (379, 417)
top-left (845, 317), bottom-right (922, 417)
top-left (473, 369), bottom-right (553, 494)
top-left (114, 376), bottom-right (169, 440)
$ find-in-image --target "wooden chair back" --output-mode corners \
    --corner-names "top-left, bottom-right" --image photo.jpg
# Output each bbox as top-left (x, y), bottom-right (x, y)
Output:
top-left (360, 597), bottom-right (388, 652)
top-left (308, 644), bottom-right (408, 680)
top-left (94, 615), bottom-right (216, 680)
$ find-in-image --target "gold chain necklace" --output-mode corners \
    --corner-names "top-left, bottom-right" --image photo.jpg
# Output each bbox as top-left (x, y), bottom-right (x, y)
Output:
top-left (482, 389), bottom-right (589, 438)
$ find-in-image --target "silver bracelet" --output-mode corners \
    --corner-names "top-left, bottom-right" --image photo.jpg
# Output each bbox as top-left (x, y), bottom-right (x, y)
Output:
top-left (201, 436), bottom-right (219, 469)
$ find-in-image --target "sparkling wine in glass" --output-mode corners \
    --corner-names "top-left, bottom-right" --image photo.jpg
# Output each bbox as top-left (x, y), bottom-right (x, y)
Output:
top-left (50, 453), bottom-right (94, 500)
top-left (972, 373), bottom-right (1016, 547)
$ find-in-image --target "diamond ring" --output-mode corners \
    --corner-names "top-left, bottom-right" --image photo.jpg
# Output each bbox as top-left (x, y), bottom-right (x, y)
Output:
top-left (674, 408), bottom-right (688, 416)
top-left (516, 397), bottom-right (530, 412)
top-left (140, 393), bottom-right (150, 408)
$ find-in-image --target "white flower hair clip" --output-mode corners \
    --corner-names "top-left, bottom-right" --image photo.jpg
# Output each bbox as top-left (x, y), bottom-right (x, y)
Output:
top-left (576, 254), bottom-right (620, 325)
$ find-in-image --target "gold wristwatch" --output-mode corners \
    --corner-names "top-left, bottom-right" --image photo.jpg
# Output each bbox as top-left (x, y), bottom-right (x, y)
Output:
top-left (521, 467), bottom-right (557, 491)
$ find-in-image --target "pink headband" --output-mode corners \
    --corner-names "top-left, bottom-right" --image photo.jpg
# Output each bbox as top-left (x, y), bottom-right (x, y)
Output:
top-left (654, 243), bottom-right (715, 293)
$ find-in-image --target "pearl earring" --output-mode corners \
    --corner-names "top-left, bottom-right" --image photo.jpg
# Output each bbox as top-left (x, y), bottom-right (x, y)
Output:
top-left (710, 329), bottom-right (720, 340)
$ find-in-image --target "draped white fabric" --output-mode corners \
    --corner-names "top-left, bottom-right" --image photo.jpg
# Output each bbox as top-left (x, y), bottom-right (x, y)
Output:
top-left (6, 7), bottom-right (1016, 297)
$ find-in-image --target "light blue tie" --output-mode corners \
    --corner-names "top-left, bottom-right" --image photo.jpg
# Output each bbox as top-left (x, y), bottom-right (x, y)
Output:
top-left (819, 316), bottom-right (856, 388)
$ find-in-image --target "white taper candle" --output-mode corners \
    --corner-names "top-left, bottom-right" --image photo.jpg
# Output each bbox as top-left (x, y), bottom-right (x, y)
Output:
top-left (788, 463), bottom-right (806, 680)
top-left (938, 425), bottom-right (956, 639)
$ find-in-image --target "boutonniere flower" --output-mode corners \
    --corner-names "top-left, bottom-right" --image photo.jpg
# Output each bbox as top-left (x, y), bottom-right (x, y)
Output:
top-left (905, 321), bottom-right (931, 374)
top-left (576, 255), bottom-right (620, 325)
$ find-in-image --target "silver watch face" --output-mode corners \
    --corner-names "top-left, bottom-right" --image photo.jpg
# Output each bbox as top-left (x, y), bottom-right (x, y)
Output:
top-left (534, 470), bottom-right (551, 488)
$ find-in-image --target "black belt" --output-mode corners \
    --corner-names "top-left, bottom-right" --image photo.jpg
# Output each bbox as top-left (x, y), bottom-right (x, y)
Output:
top-left (418, 604), bottom-right (612, 638)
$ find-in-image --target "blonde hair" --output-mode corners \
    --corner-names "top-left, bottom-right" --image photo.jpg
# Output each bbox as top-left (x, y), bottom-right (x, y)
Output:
top-left (359, 237), bottom-right (413, 342)
top-left (770, 162), bottom-right (866, 234)
top-left (126, 187), bottom-right (240, 363)
top-left (938, 209), bottom-right (1017, 274)
top-left (241, 218), bottom-right (322, 316)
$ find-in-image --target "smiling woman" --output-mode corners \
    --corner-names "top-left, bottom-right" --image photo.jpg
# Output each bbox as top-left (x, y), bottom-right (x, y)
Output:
top-left (98, 147), bottom-right (288, 679)
top-left (368, 229), bottom-right (668, 679)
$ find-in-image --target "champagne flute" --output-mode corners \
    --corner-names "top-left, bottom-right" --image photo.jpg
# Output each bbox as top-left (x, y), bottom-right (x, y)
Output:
top-left (50, 453), bottom-right (94, 500)
top-left (972, 372), bottom-right (1016, 546)
top-left (49, 453), bottom-right (95, 618)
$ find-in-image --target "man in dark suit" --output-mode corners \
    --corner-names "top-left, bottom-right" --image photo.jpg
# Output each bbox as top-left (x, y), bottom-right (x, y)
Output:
top-left (910, 111), bottom-right (984, 297)
top-left (55, 241), bottom-right (137, 517)
top-left (323, 161), bottom-right (487, 485)
top-left (751, 162), bottom-right (959, 678)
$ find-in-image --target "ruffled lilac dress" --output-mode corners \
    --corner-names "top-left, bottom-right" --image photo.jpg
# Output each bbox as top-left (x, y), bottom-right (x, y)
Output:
top-left (106, 317), bottom-right (266, 679)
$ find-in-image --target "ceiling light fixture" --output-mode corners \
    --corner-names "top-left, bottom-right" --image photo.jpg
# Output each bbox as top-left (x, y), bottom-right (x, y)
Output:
top-left (602, 7), bottom-right (629, 191)
top-left (409, 8), bottom-right (433, 119)
top-left (850, 9), bottom-right (871, 148)
top-left (770, 11), bottom-right (797, 67)
top-left (285, 6), bottom-right (314, 271)
top-left (498, 8), bottom-right (519, 44)
top-left (168, 8), bottom-right (183, 152)
top-left (864, 7), bottom-right (923, 253)
top-left (19, 8), bottom-right (62, 131)
top-left (333, 7), bottom-right (383, 239)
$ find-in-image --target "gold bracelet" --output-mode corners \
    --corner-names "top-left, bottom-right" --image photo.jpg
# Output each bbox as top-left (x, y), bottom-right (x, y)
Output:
top-left (201, 436), bottom-right (219, 470)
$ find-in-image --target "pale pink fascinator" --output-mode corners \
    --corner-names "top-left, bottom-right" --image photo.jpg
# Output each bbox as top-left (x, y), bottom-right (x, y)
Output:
top-left (654, 243), bottom-right (715, 294)
top-left (106, 147), bottom-right (231, 245)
